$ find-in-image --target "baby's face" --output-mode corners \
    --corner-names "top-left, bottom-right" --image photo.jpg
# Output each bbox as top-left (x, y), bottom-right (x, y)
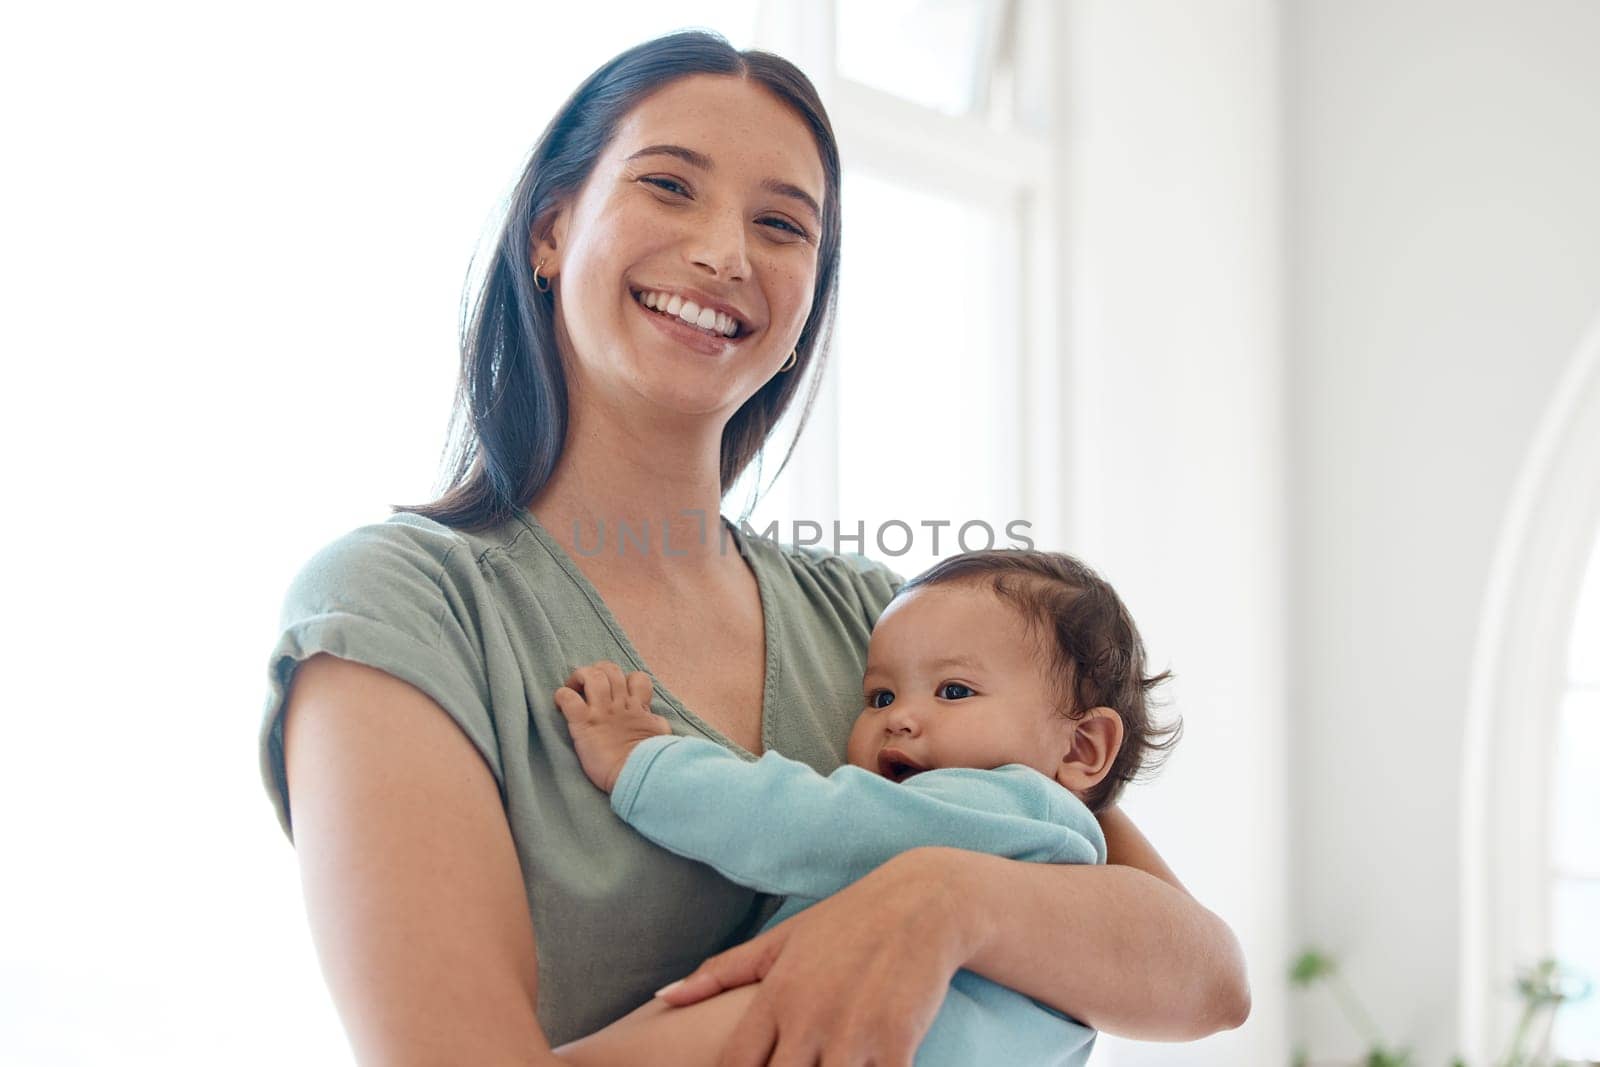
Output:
top-left (845, 583), bottom-right (1077, 787)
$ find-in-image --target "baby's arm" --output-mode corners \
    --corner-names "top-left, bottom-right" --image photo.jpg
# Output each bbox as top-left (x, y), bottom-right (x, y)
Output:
top-left (611, 736), bottom-right (1106, 900)
top-left (551, 658), bottom-right (1103, 901)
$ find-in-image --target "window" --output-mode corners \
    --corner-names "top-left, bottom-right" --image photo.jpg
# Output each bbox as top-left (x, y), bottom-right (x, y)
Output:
top-left (732, 0), bottom-right (1064, 579)
top-left (1551, 534), bottom-right (1600, 1057)
top-left (1463, 314), bottom-right (1600, 1063)
top-left (837, 0), bottom-right (1011, 120)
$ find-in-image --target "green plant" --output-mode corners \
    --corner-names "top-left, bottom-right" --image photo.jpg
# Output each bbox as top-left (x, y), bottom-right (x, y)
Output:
top-left (1498, 959), bottom-right (1593, 1067)
top-left (1288, 948), bottom-right (1593, 1067)
top-left (1289, 948), bottom-right (1413, 1066)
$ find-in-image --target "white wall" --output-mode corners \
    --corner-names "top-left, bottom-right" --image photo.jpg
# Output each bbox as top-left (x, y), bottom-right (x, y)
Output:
top-left (1288, 1), bottom-right (1600, 1063)
top-left (1060, 3), bottom-right (1290, 1064)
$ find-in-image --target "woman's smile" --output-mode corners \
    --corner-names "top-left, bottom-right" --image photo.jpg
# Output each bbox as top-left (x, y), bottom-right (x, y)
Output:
top-left (629, 284), bottom-right (754, 357)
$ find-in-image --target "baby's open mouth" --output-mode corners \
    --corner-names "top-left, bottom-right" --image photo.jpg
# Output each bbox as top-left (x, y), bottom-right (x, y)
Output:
top-left (877, 750), bottom-right (926, 783)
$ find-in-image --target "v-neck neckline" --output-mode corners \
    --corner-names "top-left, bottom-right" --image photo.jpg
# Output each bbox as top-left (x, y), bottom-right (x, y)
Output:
top-left (516, 509), bottom-right (781, 760)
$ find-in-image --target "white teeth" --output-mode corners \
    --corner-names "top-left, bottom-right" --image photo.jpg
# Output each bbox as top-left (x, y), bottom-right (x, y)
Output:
top-left (635, 289), bottom-right (741, 338)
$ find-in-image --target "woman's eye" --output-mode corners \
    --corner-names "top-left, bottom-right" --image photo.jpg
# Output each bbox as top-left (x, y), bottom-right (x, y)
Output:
top-left (642, 176), bottom-right (689, 196)
top-left (761, 216), bottom-right (809, 239)
top-left (937, 683), bottom-right (974, 700)
top-left (642, 178), bottom-right (807, 240)
top-left (867, 690), bottom-right (894, 709)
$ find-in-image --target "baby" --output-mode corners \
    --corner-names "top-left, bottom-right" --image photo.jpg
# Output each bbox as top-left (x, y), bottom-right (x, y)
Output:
top-left (551, 548), bottom-right (1178, 1067)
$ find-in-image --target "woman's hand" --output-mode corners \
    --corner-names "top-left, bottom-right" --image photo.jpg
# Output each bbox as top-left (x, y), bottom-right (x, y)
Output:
top-left (554, 661), bottom-right (671, 793)
top-left (654, 849), bottom-right (972, 1066)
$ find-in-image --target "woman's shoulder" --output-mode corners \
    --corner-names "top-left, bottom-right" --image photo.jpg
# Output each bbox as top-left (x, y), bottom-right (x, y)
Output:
top-left (262, 510), bottom-right (521, 842)
top-left (301, 509), bottom-right (523, 566)
top-left (287, 511), bottom-right (525, 599)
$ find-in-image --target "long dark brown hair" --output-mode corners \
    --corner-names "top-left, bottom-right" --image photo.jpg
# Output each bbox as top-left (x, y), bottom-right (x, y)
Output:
top-left (898, 550), bottom-right (1181, 811)
top-left (397, 30), bottom-right (842, 531)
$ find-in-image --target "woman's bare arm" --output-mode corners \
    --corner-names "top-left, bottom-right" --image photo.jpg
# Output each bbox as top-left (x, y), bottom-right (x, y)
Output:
top-left (651, 836), bottom-right (1247, 1060)
top-left (931, 808), bottom-right (1250, 1040)
top-left (1097, 803), bottom-right (1189, 892)
top-left (552, 985), bottom-right (759, 1067)
top-left (282, 653), bottom-right (558, 1066)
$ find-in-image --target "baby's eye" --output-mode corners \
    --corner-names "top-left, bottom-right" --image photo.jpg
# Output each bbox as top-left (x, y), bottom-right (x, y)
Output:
top-left (937, 683), bottom-right (974, 700)
top-left (866, 690), bottom-right (895, 709)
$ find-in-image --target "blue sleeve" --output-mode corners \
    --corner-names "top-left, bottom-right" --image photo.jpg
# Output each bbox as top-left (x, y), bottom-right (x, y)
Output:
top-left (610, 736), bottom-right (1105, 899)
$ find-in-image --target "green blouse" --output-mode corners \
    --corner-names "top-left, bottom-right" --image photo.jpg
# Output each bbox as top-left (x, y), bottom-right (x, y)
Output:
top-left (259, 508), bottom-right (903, 1045)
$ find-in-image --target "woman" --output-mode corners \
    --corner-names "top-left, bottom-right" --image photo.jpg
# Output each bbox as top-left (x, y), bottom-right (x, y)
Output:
top-left (260, 30), bottom-right (1249, 1066)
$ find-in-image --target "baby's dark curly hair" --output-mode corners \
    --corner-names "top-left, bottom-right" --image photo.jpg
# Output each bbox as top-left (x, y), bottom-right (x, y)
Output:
top-left (896, 550), bottom-right (1179, 811)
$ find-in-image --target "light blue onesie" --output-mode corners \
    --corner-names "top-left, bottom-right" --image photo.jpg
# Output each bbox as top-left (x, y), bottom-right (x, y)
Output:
top-left (610, 734), bottom-right (1107, 1066)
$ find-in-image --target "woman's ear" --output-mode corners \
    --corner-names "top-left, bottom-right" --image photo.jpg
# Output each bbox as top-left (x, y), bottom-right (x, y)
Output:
top-left (1055, 706), bottom-right (1125, 796)
top-left (530, 207), bottom-right (570, 279)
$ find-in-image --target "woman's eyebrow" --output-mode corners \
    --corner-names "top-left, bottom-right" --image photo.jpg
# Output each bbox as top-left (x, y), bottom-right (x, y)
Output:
top-left (625, 143), bottom-right (822, 224)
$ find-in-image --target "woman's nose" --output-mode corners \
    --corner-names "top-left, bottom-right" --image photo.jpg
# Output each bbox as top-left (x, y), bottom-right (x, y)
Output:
top-left (688, 207), bottom-right (752, 282)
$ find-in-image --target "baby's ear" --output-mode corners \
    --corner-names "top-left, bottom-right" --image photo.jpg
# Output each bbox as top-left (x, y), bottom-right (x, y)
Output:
top-left (1055, 707), bottom-right (1125, 796)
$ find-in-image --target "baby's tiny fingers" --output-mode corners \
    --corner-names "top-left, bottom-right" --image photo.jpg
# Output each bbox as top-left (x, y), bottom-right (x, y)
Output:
top-left (626, 670), bottom-right (653, 707)
top-left (571, 665), bottom-right (614, 704)
top-left (598, 661), bottom-right (630, 702)
top-left (553, 686), bottom-right (586, 718)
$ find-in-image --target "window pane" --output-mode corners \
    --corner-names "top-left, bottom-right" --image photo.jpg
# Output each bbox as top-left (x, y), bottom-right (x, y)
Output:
top-left (1552, 878), bottom-right (1600, 1060)
top-left (837, 0), bottom-right (1000, 117)
top-left (1552, 690), bottom-right (1600, 873)
top-left (1569, 533), bottom-right (1600, 685)
top-left (834, 168), bottom-right (1019, 579)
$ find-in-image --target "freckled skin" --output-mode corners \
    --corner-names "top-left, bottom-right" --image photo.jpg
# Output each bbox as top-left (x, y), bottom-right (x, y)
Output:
top-left (534, 74), bottom-right (824, 424)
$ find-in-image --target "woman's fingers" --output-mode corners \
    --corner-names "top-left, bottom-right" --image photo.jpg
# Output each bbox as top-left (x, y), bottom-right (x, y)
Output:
top-left (713, 997), bottom-right (781, 1067)
top-left (657, 928), bottom-right (784, 1006)
top-left (704, 857), bottom-right (950, 1067)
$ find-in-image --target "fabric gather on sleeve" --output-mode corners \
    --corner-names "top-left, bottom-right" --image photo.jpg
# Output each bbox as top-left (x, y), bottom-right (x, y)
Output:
top-left (258, 516), bottom-right (499, 842)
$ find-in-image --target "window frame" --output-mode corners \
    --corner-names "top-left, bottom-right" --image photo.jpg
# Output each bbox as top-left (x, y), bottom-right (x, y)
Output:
top-left (1461, 309), bottom-right (1600, 1060)
top-left (747, 0), bottom-right (1070, 549)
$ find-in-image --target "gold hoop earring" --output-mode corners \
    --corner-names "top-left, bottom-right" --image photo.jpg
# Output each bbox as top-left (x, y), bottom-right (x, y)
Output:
top-left (779, 349), bottom-right (797, 373)
top-left (534, 257), bottom-right (551, 293)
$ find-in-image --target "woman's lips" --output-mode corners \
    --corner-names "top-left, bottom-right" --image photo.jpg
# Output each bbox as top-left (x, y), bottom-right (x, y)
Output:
top-left (631, 291), bottom-right (748, 357)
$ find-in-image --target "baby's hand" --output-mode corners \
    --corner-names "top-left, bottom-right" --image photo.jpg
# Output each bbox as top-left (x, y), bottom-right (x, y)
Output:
top-left (554, 661), bottom-right (672, 794)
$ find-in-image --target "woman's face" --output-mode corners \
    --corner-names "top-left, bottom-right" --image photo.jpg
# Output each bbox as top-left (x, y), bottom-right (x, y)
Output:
top-left (537, 74), bottom-right (825, 422)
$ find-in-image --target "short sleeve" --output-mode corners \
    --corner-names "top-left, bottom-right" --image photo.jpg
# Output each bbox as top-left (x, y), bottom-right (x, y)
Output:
top-left (258, 518), bottom-right (499, 843)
